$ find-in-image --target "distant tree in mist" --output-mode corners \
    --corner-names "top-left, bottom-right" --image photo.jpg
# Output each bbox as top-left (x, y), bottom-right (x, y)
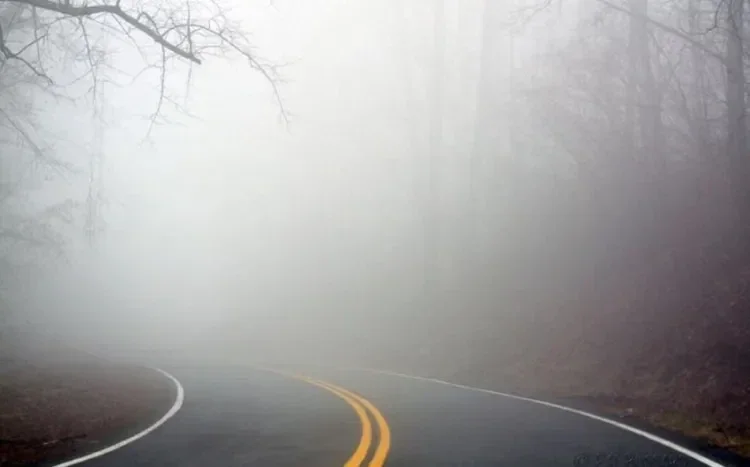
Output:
top-left (0, 5), bottom-right (76, 311)
top-left (451, 0), bottom-right (750, 326)
top-left (502, 0), bottom-right (747, 191)
top-left (469, 0), bottom-right (749, 209)
top-left (425, 0), bottom-right (445, 311)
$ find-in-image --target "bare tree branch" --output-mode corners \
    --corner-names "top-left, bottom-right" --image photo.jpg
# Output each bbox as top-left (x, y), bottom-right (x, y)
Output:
top-left (0, 22), bottom-right (53, 82)
top-left (0, 0), bottom-right (286, 257)
top-left (596, 0), bottom-right (724, 63)
top-left (4, 0), bottom-right (203, 62)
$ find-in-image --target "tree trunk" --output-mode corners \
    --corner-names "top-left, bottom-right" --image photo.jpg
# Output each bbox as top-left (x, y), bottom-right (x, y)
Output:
top-left (470, 0), bottom-right (511, 266)
top-left (629, 0), bottom-right (664, 172)
top-left (688, 0), bottom-right (710, 158)
top-left (725, 0), bottom-right (748, 223)
top-left (425, 0), bottom-right (445, 313)
top-left (626, 0), bottom-right (639, 158)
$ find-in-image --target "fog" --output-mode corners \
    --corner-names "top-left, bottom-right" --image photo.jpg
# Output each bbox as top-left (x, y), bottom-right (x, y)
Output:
top-left (2, 0), bottom-right (605, 371)
top-left (6, 1), bottom-right (750, 455)
top-left (7, 0), bottom-right (739, 385)
top-left (8, 0), bottom-right (491, 366)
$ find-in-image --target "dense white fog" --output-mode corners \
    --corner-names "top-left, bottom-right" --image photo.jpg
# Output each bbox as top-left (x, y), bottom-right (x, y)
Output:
top-left (6, 0), bottom-right (743, 373)
top-left (6, 1), bottom-right (494, 362)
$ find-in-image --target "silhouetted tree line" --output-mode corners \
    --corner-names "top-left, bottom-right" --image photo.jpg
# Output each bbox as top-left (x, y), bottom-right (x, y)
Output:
top-left (466, 0), bottom-right (750, 313)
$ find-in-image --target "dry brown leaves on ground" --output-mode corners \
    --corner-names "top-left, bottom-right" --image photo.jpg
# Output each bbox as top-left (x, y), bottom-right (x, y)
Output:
top-left (0, 346), bottom-right (174, 467)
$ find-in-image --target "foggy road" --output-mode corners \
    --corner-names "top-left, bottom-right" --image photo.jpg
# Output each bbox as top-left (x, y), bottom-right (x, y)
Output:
top-left (6, 0), bottom-right (750, 465)
top-left (61, 363), bottom-right (730, 467)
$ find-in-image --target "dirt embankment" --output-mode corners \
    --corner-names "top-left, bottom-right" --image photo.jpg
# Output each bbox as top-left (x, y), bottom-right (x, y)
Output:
top-left (0, 335), bottom-right (177, 467)
top-left (381, 261), bottom-right (750, 461)
top-left (397, 169), bottom-right (750, 460)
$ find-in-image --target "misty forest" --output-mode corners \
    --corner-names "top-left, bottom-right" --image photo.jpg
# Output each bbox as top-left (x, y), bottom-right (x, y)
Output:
top-left (2, 0), bottom-right (750, 464)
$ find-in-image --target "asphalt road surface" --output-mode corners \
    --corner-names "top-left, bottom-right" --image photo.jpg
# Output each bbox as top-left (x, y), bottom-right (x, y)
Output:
top-left (68, 363), bottom-right (739, 467)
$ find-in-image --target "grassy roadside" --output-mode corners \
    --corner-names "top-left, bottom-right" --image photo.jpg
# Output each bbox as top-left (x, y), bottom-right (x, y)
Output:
top-left (644, 411), bottom-right (750, 458)
top-left (0, 342), bottom-right (176, 467)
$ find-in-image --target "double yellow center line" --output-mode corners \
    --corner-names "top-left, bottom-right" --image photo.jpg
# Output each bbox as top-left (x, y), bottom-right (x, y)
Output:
top-left (270, 368), bottom-right (391, 467)
top-left (302, 377), bottom-right (391, 467)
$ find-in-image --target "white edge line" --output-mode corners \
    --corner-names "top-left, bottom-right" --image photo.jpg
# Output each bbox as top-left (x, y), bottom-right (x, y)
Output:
top-left (52, 367), bottom-right (185, 467)
top-left (355, 367), bottom-right (727, 467)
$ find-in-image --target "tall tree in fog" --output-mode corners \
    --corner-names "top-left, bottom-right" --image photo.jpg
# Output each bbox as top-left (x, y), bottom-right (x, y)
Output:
top-left (446, 0), bottom-right (750, 325)
top-left (483, 0), bottom-right (749, 195)
top-left (469, 0), bottom-right (514, 272)
top-left (725, 0), bottom-right (747, 218)
top-left (0, 4), bottom-right (74, 310)
top-left (425, 0), bottom-right (445, 310)
top-left (627, 0), bottom-right (664, 171)
top-left (392, 2), bottom-right (430, 312)
top-left (687, 0), bottom-right (710, 157)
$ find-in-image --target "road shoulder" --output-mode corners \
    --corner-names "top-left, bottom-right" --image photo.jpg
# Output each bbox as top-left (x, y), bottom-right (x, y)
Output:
top-left (0, 344), bottom-right (180, 467)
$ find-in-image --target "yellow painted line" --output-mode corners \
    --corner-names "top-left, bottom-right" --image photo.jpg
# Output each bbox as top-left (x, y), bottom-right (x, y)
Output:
top-left (300, 377), bottom-right (373, 467)
top-left (257, 367), bottom-right (390, 467)
top-left (321, 382), bottom-right (391, 467)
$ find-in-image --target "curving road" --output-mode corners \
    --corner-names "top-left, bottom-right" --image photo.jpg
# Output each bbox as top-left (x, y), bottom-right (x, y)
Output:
top-left (62, 362), bottom-right (743, 467)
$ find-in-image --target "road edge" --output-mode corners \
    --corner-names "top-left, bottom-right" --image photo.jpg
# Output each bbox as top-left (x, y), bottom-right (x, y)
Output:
top-left (51, 367), bottom-right (185, 467)
top-left (358, 367), bottom-right (728, 467)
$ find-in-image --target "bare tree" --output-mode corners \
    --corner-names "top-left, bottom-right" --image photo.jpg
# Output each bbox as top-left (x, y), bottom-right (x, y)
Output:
top-left (0, 0), bottom-right (283, 314)
top-left (0, 0), bottom-right (283, 111)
